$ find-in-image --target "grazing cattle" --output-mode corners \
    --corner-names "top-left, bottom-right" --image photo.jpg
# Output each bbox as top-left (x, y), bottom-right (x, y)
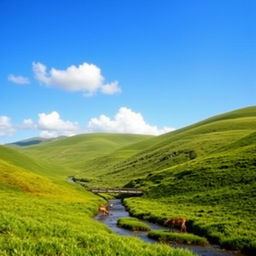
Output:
top-left (99, 205), bottom-right (109, 215)
top-left (164, 217), bottom-right (187, 232)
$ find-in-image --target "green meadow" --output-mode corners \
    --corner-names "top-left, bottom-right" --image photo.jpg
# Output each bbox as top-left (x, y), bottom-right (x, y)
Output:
top-left (1, 106), bottom-right (256, 255)
top-left (0, 146), bottom-right (194, 256)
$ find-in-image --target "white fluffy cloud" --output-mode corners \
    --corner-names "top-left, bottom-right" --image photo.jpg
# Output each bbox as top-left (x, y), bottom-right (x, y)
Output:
top-left (22, 119), bottom-right (35, 129)
top-left (87, 107), bottom-right (175, 135)
top-left (8, 74), bottom-right (30, 84)
top-left (0, 116), bottom-right (15, 137)
top-left (0, 108), bottom-right (174, 143)
top-left (32, 62), bottom-right (121, 96)
top-left (0, 112), bottom-right (80, 141)
top-left (38, 111), bottom-right (80, 138)
top-left (100, 81), bottom-right (121, 95)
top-left (16, 119), bottom-right (36, 130)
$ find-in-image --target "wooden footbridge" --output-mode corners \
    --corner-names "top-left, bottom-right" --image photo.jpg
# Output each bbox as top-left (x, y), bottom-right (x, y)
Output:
top-left (89, 187), bottom-right (143, 195)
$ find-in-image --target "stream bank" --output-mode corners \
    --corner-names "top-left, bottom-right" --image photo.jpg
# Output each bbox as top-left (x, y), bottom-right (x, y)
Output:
top-left (95, 199), bottom-right (244, 256)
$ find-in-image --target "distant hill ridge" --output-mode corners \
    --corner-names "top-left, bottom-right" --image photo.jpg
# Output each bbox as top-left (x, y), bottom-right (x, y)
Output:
top-left (8, 136), bottom-right (66, 147)
top-left (21, 133), bottom-right (154, 170)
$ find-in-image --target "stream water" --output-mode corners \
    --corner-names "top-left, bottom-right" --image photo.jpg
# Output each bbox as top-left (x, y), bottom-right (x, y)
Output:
top-left (95, 199), bottom-right (243, 256)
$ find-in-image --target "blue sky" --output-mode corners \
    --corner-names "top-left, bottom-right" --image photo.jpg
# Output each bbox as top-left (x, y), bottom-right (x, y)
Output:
top-left (0, 0), bottom-right (255, 143)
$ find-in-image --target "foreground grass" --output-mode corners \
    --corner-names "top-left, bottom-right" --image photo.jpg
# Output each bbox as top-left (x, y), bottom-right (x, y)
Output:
top-left (117, 217), bottom-right (151, 231)
top-left (148, 231), bottom-right (208, 246)
top-left (0, 188), bottom-right (198, 256)
top-left (0, 146), bottom-right (195, 256)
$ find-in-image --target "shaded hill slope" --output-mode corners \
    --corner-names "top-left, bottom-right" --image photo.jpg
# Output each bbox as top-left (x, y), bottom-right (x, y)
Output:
top-left (7, 136), bottom-right (64, 147)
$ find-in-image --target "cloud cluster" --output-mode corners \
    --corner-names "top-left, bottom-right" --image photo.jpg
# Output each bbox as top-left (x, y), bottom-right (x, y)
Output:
top-left (32, 62), bottom-right (121, 96)
top-left (38, 111), bottom-right (79, 138)
top-left (0, 108), bottom-right (174, 141)
top-left (19, 119), bottom-right (35, 129)
top-left (0, 116), bottom-right (15, 137)
top-left (87, 107), bottom-right (174, 135)
top-left (0, 112), bottom-right (80, 139)
top-left (8, 74), bottom-right (30, 84)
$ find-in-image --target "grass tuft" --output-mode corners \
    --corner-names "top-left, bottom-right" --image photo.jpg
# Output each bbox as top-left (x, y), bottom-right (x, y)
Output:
top-left (117, 217), bottom-right (151, 231)
top-left (148, 230), bottom-right (208, 246)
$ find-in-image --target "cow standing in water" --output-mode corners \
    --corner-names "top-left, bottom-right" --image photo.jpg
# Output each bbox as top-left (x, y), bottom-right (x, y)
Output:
top-left (99, 205), bottom-right (109, 215)
top-left (164, 217), bottom-right (187, 232)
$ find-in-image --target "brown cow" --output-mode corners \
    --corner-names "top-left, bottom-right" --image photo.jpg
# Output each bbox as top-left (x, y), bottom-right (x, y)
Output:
top-left (99, 205), bottom-right (109, 215)
top-left (164, 217), bottom-right (187, 232)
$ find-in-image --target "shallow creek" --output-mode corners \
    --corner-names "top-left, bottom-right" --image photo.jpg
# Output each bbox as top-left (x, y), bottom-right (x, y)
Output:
top-left (95, 199), bottom-right (243, 256)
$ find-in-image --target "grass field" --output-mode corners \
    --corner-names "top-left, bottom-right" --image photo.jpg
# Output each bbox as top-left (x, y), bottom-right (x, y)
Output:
top-left (2, 106), bottom-right (256, 255)
top-left (0, 146), bottom-right (195, 256)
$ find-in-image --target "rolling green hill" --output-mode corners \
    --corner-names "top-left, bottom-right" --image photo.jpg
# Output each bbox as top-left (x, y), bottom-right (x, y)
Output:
top-left (74, 134), bottom-right (159, 182)
top-left (77, 106), bottom-right (256, 187)
top-left (22, 133), bottom-right (153, 171)
top-left (118, 106), bottom-right (255, 255)
top-left (2, 106), bottom-right (255, 255)
top-left (0, 145), bottom-right (192, 256)
top-left (0, 145), bottom-right (76, 182)
top-left (75, 106), bottom-right (256, 254)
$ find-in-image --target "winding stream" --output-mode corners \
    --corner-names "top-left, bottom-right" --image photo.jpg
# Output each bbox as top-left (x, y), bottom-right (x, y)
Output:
top-left (95, 199), bottom-right (243, 256)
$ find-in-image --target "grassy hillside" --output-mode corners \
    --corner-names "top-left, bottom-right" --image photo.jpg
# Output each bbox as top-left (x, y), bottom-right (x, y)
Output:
top-left (77, 106), bottom-right (256, 187)
top-left (3, 106), bottom-right (255, 254)
top-left (75, 106), bottom-right (256, 254)
top-left (0, 146), bottom-right (74, 182)
top-left (22, 133), bottom-right (153, 171)
top-left (75, 135), bottom-right (159, 182)
top-left (120, 107), bottom-right (256, 254)
top-left (0, 145), bottom-right (194, 256)
top-left (124, 142), bottom-right (256, 254)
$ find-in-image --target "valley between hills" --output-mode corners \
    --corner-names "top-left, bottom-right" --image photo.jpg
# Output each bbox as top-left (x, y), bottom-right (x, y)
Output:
top-left (0, 106), bottom-right (255, 256)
